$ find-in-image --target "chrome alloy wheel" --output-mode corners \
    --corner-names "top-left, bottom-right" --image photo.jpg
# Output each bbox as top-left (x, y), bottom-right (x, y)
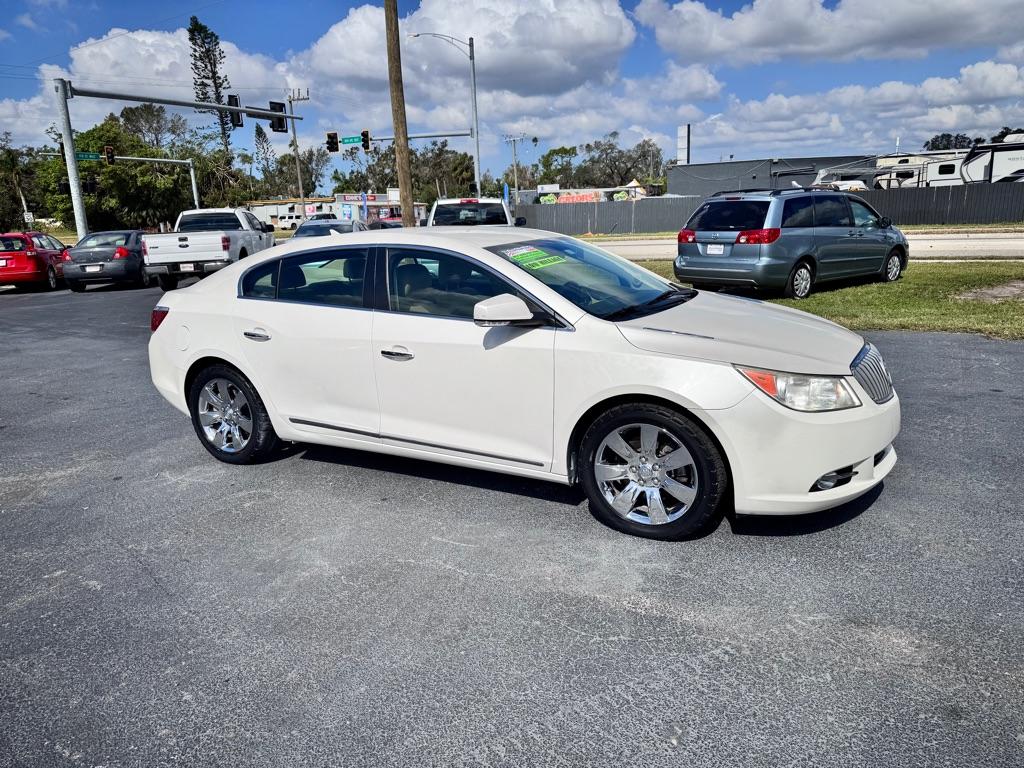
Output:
top-left (593, 422), bottom-right (699, 526)
top-left (197, 378), bottom-right (253, 453)
top-left (793, 265), bottom-right (812, 298)
top-left (886, 254), bottom-right (901, 281)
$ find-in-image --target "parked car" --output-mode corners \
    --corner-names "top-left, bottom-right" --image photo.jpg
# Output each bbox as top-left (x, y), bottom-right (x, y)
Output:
top-left (306, 213), bottom-right (337, 222)
top-left (674, 189), bottom-right (909, 298)
top-left (142, 208), bottom-right (275, 291)
top-left (424, 197), bottom-right (526, 227)
top-left (276, 213), bottom-right (304, 229)
top-left (292, 219), bottom-right (368, 238)
top-left (149, 228), bottom-right (900, 541)
top-left (0, 231), bottom-right (65, 291)
top-left (63, 230), bottom-right (152, 291)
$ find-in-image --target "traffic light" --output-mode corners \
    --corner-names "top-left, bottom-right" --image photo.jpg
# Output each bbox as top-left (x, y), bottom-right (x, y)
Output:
top-left (326, 131), bottom-right (339, 153)
top-left (227, 95), bottom-right (243, 128)
top-left (103, 145), bottom-right (115, 165)
top-left (360, 129), bottom-right (370, 151)
top-left (268, 101), bottom-right (287, 133)
top-left (58, 178), bottom-right (70, 194)
top-left (82, 177), bottom-right (98, 194)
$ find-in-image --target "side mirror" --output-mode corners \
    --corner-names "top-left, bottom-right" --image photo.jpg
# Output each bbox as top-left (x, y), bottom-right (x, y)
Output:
top-left (262, 223), bottom-right (274, 233)
top-left (879, 216), bottom-right (891, 229)
top-left (473, 293), bottom-right (539, 327)
top-left (514, 216), bottom-right (527, 227)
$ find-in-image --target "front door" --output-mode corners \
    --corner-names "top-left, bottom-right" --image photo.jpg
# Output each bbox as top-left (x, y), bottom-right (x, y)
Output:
top-left (813, 195), bottom-right (858, 279)
top-left (371, 246), bottom-right (556, 470)
top-left (233, 246), bottom-right (380, 438)
top-left (848, 198), bottom-right (891, 275)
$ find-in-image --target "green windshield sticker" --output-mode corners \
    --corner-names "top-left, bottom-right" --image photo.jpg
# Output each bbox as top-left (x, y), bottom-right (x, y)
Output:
top-left (505, 246), bottom-right (566, 271)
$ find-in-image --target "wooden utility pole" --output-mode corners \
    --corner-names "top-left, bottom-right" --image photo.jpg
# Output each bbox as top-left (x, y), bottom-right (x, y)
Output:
top-left (384, 0), bottom-right (415, 227)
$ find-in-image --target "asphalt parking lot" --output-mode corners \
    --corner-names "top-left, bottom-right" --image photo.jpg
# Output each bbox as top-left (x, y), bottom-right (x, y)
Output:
top-left (1, 283), bottom-right (1022, 767)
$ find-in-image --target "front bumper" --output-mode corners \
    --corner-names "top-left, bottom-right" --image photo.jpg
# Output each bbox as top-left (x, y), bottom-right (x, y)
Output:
top-left (145, 260), bottom-right (230, 277)
top-left (64, 261), bottom-right (137, 282)
top-left (700, 385), bottom-right (901, 515)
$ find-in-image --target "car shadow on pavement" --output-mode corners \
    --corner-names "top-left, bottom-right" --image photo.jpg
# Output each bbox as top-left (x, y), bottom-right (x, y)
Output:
top-left (726, 484), bottom-right (883, 536)
top-left (294, 443), bottom-right (587, 506)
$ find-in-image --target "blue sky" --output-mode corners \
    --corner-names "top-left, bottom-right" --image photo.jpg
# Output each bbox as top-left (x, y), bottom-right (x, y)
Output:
top-left (2, 0), bottom-right (1023, 191)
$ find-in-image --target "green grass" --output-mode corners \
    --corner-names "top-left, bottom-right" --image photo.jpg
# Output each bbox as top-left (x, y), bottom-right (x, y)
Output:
top-left (636, 260), bottom-right (1024, 340)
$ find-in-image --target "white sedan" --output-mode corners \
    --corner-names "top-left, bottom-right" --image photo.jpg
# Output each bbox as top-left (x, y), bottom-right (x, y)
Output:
top-left (148, 227), bottom-right (900, 540)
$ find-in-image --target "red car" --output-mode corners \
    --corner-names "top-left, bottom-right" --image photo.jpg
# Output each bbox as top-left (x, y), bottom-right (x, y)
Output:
top-left (0, 231), bottom-right (66, 290)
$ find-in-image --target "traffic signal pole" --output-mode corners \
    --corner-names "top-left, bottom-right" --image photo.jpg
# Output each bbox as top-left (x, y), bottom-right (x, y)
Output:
top-left (287, 89), bottom-right (309, 221)
top-left (53, 79), bottom-right (88, 240)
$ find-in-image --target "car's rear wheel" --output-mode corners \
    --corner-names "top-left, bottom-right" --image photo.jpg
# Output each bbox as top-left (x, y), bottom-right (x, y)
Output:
top-left (136, 265), bottom-right (152, 288)
top-left (41, 266), bottom-right (58, 291)
top-left (881, 250), bottom-right (903, 283)
top-left (157, 274), bottom-right (178, 291)
top-left (188, 365), bottom-right (278, 464)
top-left (784, 260), bottom-right (814, 299)
top-left (579, 404), bottom-right (727, 540)
top-left (67, 280), bottom-right (86, 293)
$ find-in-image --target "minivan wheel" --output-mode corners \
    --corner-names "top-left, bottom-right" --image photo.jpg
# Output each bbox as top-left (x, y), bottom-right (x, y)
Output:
top-left (188, 365), bottom-right (278, 465)
top-left (881, 250), bottom-right (903, 283)
top-left (579, 404), bottom-right (727, 540)
top-left (785, 261), bottom-right (814, 299)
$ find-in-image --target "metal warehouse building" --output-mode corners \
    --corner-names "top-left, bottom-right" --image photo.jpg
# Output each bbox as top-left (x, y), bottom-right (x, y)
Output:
top-left (667, 155), bottom-right (872, 198)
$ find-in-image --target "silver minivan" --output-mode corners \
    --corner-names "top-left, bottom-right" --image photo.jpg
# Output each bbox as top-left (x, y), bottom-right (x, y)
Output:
top-left (674, 189), bottom-right (909, 298)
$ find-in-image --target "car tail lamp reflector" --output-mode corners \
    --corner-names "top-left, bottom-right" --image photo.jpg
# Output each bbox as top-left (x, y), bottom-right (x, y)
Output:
top-left (677, 229), bottom-right (696, 243)
top-left (25, 249), bottom-right (36, 258)
top-left (459, 199), bottom-right (478, 204)
top-left (142, 240), bottom-right (148, 256)
top-left (113, 246), bottom-right (130, 259)
top-left (735, 228), bottom-right (781, 244)
top-left (151, 306), bottom-right (169, 332)
top-left (221, 235), bottom-right (231, 251)
top-left (61, 249), bottom-right (71, 261)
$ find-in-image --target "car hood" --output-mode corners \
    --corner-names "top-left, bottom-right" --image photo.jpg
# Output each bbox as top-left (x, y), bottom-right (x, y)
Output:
top-left (616, 291), bottom-right (864, 375)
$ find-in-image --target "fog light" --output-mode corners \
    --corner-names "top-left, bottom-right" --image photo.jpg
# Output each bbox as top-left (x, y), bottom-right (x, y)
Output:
top-left (809, 466), bottom-right (857, 492)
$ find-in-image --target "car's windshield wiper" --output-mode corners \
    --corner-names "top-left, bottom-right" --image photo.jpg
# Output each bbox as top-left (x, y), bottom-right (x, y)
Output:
top-left (600, 287), bottom-right (697, 322)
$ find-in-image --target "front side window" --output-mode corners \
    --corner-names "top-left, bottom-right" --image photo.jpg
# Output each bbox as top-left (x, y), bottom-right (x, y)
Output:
top-left (387, 248), bottom-right (519, 319)
top-left (849, 199), bottom-right (879, 228)
top-left (486, 237), bottom-right (686, 321)
top-left (32, 235), bottom-right (49, 250)
top-left (687, 200), bottom-right (770, 232)
top-left (277, 248), bottom-right (369, 308)
top-left (780, 197), bottom-right (815, 228)
top-left (814, 196), bottom-right (853, 227)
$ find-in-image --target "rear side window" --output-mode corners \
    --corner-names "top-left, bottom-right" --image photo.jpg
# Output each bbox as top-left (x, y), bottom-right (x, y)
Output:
top-left (937, 164), bottom-right (956, 175)
top-left (687, 201), bottom-right (770, 231)
top-left (813, 196), bottom-right (853, 227)
top-left (781, 197), bottom-right (815, 228)
top-left (278, 248), bottom-right (369, 308)
top-left (241, 260), bottom-right (278, 299)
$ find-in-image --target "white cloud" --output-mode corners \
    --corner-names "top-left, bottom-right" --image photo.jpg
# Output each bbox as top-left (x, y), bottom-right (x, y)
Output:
top-left (15, 13), bottom-right (38, 30)
top-left (635, 0), bottom-right (1024, 65)
top-left (0, 29), bottom-right (11, 41)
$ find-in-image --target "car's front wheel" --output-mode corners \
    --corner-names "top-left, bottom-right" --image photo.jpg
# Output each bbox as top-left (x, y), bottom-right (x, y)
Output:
top-left (579, 404), bottom-right (727, 540)
top-left (881, 250), bottom-right (903, 283)
top-left (188, 365), bottom-right (278, 464)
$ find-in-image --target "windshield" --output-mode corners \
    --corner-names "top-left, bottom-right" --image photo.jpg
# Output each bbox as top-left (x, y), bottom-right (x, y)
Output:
top-left (177, 213), bottom-right (243, 232)
top-left (486, 237), bottom-right (692, 320)
top-left (687, 200), bottom-right (770, 231)
top-left (433, 202), bottom-right (508, 226)
top-left (293, 222), bottom-right (355, 237)
top-left (77, 232), bottom-right (129, 248)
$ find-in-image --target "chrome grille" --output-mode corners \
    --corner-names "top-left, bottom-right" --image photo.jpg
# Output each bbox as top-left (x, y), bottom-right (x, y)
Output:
top-left (851, 343), bottom-right (894, 404)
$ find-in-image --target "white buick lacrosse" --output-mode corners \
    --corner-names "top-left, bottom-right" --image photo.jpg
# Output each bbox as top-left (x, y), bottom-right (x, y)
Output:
top-left (149, 227), bottom-right (899, 540)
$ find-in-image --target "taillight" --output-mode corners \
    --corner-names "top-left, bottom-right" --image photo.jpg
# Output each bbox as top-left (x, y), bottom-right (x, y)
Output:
top-left (142, 240), bottom-right (148, 256)
top-left (61, 249), bottom-right (71, 262)
top-left (677, 228), bottom-right (696, 244)
top-left (221, 236), bottom-right (230, 251)
top-left (735, 228), bottom-right (781, 245)
top-left (151, 305), bottom-right (169, 332)
top-left (113, 246), bottom-right (130, 259)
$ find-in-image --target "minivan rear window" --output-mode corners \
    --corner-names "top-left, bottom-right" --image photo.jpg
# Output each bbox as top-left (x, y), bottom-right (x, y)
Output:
top-left (686, 201), bottom-right (770, 231)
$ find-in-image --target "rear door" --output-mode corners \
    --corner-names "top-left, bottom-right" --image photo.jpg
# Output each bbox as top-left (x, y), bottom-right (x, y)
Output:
top-left (685, 199), bottom-right (771, 263)
top-left (31, 235), bottom-right (59, 276)
top-left (813, 195), bottom-right (856, 278)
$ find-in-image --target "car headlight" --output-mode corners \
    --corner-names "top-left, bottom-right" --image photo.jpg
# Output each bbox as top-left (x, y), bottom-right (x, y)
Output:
top-left (737, 366), bottom-right (861, 411)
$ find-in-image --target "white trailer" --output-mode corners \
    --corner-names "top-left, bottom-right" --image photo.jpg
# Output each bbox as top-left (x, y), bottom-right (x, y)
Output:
top-left (960, 138), bottom-right (1024, 184)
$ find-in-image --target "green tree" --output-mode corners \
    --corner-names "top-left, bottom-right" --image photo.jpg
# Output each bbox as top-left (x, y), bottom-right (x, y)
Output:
top-left (922, 133), bottom-right (984, 150)
top-left (536, 146), bottom-right (577, 186)
top-left (990, 126), bottom-right (1024, 143)
top-left (253, 124), bottom-right (275, 180)
top-left (188, 16), bottom-right (232, 155)
top-left (0, 132), bottom-right (32, 225)
top-left (120, 103), bottom-right (188, 149)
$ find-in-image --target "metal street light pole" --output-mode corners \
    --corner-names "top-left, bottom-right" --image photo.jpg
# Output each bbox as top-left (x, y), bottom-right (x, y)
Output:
top-left (409, 32), bottom-right (481, 196)
top-left (287, 88), bottom-right (309, 219)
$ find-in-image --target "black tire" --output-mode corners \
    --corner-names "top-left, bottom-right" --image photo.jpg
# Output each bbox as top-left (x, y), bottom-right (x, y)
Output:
top-left (136, 265), bottom-right (153, 289)
top-left (784, 260), bottom-right (814, 299)
top-left (578, 403), bottom-right (728, 541)
top-left (880, 249), bottom-right (903, 283)
top-left (42, 266), bottom-right (58, 291)
top-left (67, 280), bottom-right (86, 293)
top-left (188, 364), bottom-right (278, 465)
top-left (157, 274), bottom-right (178, 291)
top-left (238, 250), bottom-right (248, 260)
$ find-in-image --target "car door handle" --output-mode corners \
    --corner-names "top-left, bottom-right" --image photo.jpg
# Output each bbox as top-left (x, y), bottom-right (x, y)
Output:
top-left (243, 329), bottom-right (271, 342)
top-left (380, 348), bottom-right (414, 361)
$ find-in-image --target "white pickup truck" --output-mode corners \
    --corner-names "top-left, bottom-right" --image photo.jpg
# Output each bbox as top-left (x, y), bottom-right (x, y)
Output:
top-left (143, 208), bottom-right (274, 290)
top-left (424, 197), bottom-right (525, 227)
